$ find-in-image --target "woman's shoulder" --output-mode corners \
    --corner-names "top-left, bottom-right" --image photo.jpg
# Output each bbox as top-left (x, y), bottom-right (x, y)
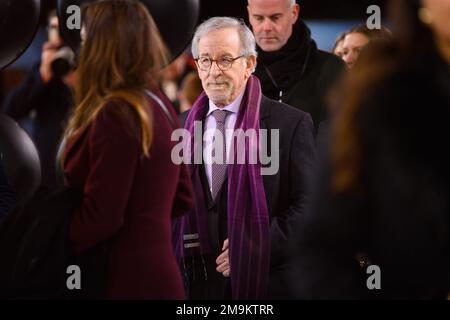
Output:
top-left (96, 96), bottom-right (139, 122)
top-left (91, 89), bottom-right (178, 135)
top-left (143, 88), bottom-right (179, 126)
top-left (97, 92), bottom-right (155, 128)
top-left (87, 97), bottom-right (143, 147)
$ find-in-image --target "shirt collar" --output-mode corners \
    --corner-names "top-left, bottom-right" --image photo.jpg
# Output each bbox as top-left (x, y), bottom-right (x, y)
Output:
top-left (206, 90), bottom-right (245, 117)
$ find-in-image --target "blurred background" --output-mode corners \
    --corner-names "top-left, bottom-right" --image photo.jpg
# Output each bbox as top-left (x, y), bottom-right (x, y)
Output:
top-left (0, 0), bottom-right (387, 104)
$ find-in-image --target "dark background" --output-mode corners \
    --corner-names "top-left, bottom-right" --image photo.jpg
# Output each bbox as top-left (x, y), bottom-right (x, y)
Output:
top-left (199, 0), bottom-right (387, 20)
top-left (40, 0), bottom-right (388, 24)
top-left (2, 0), bottom-right (388, 103)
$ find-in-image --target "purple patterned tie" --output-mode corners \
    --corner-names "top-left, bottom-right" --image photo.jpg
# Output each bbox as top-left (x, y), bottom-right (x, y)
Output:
top-left (211, 109), bottom-right (229, 200)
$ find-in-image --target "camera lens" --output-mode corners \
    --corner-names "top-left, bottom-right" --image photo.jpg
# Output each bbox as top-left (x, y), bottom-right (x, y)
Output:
top-left (51, 47), bottom-right (75, 78)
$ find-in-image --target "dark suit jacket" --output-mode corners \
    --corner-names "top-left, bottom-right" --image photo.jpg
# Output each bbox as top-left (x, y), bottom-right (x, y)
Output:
top-left (179, 94), bottom-right (317, 299)
top-left (63, 92), bottom-right (194, 299)
top-left (0, 159), bottom-right (15, 221)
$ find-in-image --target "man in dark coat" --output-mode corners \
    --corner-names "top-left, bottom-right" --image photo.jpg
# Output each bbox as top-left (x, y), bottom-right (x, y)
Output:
top-left (247, 0), bottom-right (346, 132)
top-left (175, 16), bottom-right (316, 300)
top-left (3, 11), bottom-right (74, 187)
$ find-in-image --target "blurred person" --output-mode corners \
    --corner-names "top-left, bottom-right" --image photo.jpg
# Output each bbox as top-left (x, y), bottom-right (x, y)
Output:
top-left (341, 24), bottom-right (392, 69)
top-left (247, 0), bottom-right (346, 132)
top-left (174, 16), bottom-right (316, 300)
top-left (294, 0), bottom-right (450, 299)
top-left (61, 0), bottom-right (193, 299)
top-left (3, 10), bottom-right (76, 187)
top-left (160, 52), bottom-right (197, 113)
top-left (161, 54), bottom-right (188, 103)
top-left (332, 32), bottom-right (347, 58)
top-left (177, 71), bottom-right (202, 113)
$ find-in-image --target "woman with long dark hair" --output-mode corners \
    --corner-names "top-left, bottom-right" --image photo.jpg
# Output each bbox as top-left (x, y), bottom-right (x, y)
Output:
top-left (295, 0), bottom-right (450, 299)
top-left (61, 0), bottom-right (193, 299)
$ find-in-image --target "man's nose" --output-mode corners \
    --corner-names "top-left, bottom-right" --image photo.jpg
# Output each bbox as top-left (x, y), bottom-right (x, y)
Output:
top-left (261, 19), bottom-right (273, 32)
top-left (209, 61), bottom-right (222, 76)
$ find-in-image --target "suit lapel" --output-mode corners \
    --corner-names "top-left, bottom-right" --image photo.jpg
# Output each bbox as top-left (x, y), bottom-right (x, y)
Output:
top-left (259, 96), bottom-right (275, 215)
top-left (196, 104), bottom-right (215, 210)
top-left (199, 163), bottom-right (215, 210)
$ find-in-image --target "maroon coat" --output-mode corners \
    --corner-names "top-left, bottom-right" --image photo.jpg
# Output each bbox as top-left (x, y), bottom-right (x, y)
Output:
top-left (63, 91), bottom-right (193, 299)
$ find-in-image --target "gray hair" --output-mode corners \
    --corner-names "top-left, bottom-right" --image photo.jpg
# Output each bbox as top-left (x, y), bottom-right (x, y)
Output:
top-left (247, 0), bottom-right (296, 8)
top-left (191, 17), bottom-right (257, 59)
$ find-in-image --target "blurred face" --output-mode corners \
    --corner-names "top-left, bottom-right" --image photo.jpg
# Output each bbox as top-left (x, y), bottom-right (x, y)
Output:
top-left (80, 25), bottom-right (87, 47)
top-left (47, 16), bottom-right (62, 46)
top-left (248, 0), bottom-right (299, 52)
top-left (422, 0), bottom-right (450, 46)
top-left (333, 39), bottom-right (345, 58)
top-left (342, 32), bottom-right (369, 68)
top-left (196, 28), bottom-right (256, 107)
top-left (162, 54), bottom-right (187, 81)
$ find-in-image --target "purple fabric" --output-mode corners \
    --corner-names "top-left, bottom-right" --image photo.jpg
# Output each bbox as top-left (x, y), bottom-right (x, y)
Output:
top-left (174, 75), bottom-right (270, 299)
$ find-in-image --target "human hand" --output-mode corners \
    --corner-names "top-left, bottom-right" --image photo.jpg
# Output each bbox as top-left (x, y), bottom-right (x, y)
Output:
top-left (40, 41), bottom-right (60, 83)
top-left (63, 69), bottom-right (77, 90)
top-left (216, 238), bottom-right (230, 277)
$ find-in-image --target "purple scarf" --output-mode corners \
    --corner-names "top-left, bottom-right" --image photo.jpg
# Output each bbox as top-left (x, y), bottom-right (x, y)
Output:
top-left (174, 75), bottom-right (270, 299)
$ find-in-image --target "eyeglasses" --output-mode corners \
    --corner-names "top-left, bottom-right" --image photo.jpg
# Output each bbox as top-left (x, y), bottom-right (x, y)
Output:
top-left (195, 55), bottom-right (244, 71)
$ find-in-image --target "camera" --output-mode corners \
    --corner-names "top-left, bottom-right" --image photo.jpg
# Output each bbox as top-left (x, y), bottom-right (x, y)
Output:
top-left (51, 46), bottom-right (76, 78)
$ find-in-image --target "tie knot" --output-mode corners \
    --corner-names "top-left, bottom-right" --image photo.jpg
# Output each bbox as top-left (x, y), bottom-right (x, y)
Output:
top-left (212, 109), bottom-right (229, 124)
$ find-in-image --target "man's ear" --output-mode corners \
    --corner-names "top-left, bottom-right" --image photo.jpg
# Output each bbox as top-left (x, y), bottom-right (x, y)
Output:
top-left (245, 55), bottom-right (257, 77)
top-left (292, 4), bottom-right (300, 24)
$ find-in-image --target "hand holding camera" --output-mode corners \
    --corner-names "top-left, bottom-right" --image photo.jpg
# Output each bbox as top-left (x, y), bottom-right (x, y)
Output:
top-left (39, 41), bottom-right (75, 85)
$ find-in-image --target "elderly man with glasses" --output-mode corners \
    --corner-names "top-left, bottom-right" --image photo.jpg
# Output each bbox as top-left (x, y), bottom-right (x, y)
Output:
top-left (174, 16), bottom-right (316, 300)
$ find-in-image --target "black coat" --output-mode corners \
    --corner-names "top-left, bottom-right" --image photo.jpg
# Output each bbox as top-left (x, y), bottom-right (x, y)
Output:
top-left (294, 54), bottom-right (450, 299)
top-left (179, 95), bottom-right (317, 299)
top-left (0, 186), bottom-right (107, 299)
